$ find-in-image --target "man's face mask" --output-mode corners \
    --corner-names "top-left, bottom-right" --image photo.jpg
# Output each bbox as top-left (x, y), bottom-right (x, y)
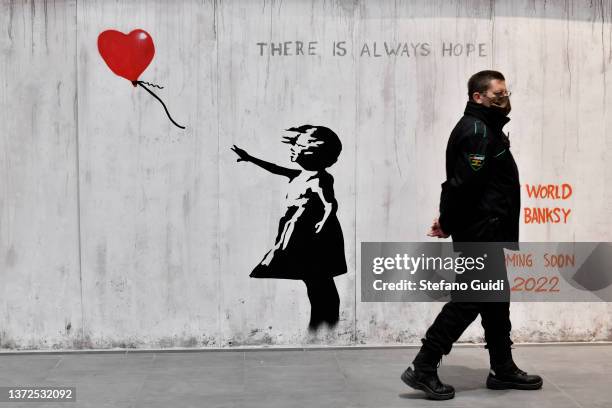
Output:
top-left (484, 93), bottom-right (511, 116)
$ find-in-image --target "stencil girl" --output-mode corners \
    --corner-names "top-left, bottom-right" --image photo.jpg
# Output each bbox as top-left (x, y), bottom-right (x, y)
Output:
top-left (231, 125), bottom-right (347, 331)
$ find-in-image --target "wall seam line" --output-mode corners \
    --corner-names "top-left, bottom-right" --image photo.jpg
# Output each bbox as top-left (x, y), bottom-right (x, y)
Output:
top-left (214, 0), bottom-right (222, 346)
top-left (74, 0), bottom-right (85, 347)
top-left (352, 0), bottom-right (361, 346)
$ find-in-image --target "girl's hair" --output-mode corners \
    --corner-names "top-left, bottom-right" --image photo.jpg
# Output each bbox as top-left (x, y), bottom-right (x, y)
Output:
top-left (283, 125), bottom-right (342, 169)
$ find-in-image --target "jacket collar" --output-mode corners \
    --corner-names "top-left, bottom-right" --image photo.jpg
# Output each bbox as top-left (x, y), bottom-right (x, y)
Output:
top-left (464, 100), bottom-right (510, 132)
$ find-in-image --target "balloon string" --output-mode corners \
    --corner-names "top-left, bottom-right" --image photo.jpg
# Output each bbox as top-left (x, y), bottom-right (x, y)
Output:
top-left (133, 80), bottom-right (185, 129)
top-left (138, 81), bottom-right (164, 89)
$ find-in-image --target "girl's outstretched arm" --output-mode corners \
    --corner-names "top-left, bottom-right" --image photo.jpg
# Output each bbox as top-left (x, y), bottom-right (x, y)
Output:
top-left (231, 145), bottom-right (301, 179)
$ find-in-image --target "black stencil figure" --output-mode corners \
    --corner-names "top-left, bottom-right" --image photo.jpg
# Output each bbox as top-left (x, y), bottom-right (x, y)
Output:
top-left (231, 125), bottom-right (347, 331)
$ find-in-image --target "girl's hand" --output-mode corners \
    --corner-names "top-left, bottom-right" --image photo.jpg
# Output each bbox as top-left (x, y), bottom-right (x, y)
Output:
top-left (231, 145), bottom-right (251, 162)
top-left (314, 221), bottom-right (325, 234)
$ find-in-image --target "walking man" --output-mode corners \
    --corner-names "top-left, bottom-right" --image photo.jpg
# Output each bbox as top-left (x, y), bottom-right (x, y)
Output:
top-left (401, 70), bottom-right (543, 400)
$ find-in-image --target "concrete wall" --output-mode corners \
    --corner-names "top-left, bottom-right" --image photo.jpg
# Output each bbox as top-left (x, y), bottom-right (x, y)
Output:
top-left (1, 0), bottom-right (611, 350)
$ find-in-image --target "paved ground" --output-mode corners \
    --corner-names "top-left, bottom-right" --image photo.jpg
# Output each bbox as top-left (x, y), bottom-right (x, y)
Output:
top-left (0, 344), bottom-right (610, 408)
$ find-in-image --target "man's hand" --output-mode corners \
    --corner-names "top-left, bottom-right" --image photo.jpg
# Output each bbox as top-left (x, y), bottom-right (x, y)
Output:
top-left (427, 217), bottom-right (450, 239)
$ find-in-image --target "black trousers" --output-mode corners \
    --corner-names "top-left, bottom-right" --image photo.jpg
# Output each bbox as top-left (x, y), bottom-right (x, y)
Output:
top-left (303, 277), bottom-right (340, 331)
top-left (414, 246), bottom-right (514, 370)
top-left (417, 301), bottom-right (513, 366)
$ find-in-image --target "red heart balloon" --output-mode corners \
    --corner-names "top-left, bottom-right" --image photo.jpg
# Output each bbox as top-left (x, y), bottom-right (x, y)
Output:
top-left (97, 29), bottom-right (155, 83)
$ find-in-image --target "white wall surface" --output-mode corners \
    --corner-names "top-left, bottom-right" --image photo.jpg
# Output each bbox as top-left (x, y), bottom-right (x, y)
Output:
top-left (1, 0), bottom-right (611, 349)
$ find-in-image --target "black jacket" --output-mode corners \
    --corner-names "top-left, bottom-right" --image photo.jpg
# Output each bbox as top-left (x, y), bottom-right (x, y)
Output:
top-left (438, 101), bottom-right (520, 246)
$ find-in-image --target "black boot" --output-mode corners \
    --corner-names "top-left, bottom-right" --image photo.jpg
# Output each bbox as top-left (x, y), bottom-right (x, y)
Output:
top-left (402, 348), bottom-right (454, 400)
top-left (401, 367), bottom-right (455, 400)
top-left (486, 360), bottom-right (543, 390)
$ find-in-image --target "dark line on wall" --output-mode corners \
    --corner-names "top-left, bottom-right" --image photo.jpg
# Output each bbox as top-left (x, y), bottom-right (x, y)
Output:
top-left (30, 0), bottom-right (35, 55)
top-left (541, 16), bottom-right (546, 166)
top-left (212, 0), bottom-right (217, 38)
top-left (214, 0), bottom-right (222, 345)
top-left (8, 0), bottom-right (14, 40)
top-left (566, 0), bottom-right (572, 96)
top-left (265, 0), bottom-right (273, 91)
top-left (43, 0), bottom-right (48, 53)
top-left (609, 0), bottom-right (612, 63)
top-left (392, 0), bottom-right (401, 179)
top-left (352, 0), bottom-right (360, 345)
top-left (74, 0), bottom-right (86, 348)
top-left (600, 0), bottom-right (607, 109)
top-left (490, 0), bottom-right (495, 66)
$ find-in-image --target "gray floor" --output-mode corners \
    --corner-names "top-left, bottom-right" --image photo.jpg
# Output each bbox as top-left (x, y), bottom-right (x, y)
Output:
top-left (0, 344), bottom-right (610, 408)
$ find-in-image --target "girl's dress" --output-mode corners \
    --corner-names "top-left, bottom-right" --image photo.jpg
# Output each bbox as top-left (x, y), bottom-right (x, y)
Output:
top-left (250, 170), bottom-right (347, 280)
